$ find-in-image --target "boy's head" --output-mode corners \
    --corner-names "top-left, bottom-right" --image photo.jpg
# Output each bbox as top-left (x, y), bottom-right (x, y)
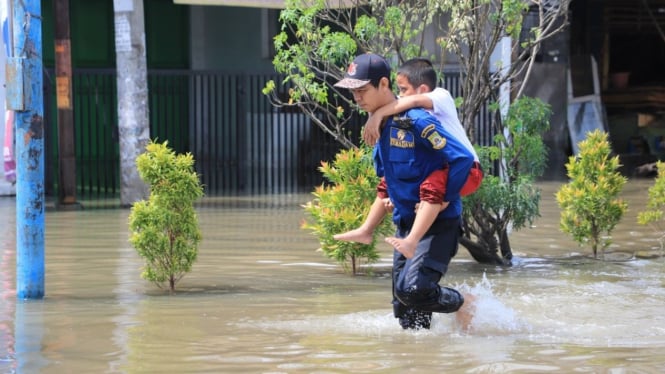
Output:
top-left (396, 58), bottom-right (437, 97)
top-left (334, 53), bottom-right (394, 113)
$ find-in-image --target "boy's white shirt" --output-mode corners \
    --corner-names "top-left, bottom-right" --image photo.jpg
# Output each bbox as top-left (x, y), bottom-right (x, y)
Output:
top-left (423, 87), bottom-right (479, 162)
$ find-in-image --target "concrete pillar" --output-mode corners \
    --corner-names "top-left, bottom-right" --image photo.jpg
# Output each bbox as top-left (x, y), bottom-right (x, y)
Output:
top-left (113, 0), bottom-right (149, 206)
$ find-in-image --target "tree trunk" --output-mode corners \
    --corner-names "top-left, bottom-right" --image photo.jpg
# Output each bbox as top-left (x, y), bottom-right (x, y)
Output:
top-left (498, 227), bottom-right (513, 261)
top-left (114, 0), bottom-right (149, 207)
top-left (459, 236), bottom-right (507, 265)
top-left (459, 205), bottom-right (510, 265)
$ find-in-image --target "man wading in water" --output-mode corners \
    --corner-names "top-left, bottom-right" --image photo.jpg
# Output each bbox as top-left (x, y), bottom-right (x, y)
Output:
top-left (333, 53), bottom-right (476, 331)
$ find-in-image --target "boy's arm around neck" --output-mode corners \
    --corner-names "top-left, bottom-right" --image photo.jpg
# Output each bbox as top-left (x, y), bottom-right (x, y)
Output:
top-left (375, 94), bottom-right (433, 119)
top-left (362, 95), bottom-right (434, 146)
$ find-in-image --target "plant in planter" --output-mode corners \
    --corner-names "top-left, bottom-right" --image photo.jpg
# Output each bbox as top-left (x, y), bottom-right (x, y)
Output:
top-left (129, 140), bottom-right (204, 291)
top-left (556, 130), bottom-right (627, 259)
top-left (302, 146), bottom-right (394, 275)
top-left (637, 161), bottom-right (665, 256)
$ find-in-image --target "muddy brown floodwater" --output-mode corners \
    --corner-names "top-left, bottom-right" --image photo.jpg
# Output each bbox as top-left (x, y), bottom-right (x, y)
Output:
top-left (1, 180), bottom-right (664, 373)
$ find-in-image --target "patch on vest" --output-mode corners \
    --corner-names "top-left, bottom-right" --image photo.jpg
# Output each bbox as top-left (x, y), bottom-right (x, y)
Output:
top-left (428, 133), bottom-right (446, 149)
top-left (421, 124), bottom-right (446, 150)
top-left (390, 128), bottom-right (415, 148)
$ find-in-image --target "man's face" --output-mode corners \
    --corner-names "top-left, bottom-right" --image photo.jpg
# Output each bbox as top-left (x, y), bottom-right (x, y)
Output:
top-left (395, 74), bottom-right (419, 97)
top-left (349, 83), bottom-right (383, 113)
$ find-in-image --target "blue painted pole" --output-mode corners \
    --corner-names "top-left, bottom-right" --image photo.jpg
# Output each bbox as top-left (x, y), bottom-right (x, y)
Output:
top-left (8, 0), bottom-right (45, 299)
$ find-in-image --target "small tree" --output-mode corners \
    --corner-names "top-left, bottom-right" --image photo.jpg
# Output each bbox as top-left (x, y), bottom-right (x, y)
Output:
top-left (437, 0), bottom-right (570, 140)
top-left (461, 96), bottom-right (551, 264)
top-left (302, 146), bottom-right (394, 275)
top-left (265, 1), bottom-right (570, 148)
top-left (637, 161), bottom-right (665, 255)
top-left (556, 130), bottom-right (627, 259)
top-left (129, 140), bottom-right (204, 291)
top-left (264, 0), bottom-right (442, 149)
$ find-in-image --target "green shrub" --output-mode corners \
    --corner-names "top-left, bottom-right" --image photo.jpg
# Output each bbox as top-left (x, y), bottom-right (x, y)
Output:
top-left (637, 161), bottom-right (665, 254)
top-left (302, 146), bottom-right (394, 275)
top-left (129, 140), bottom-right (204, 291)
top-left (556, 130), bottom-right (627, 258)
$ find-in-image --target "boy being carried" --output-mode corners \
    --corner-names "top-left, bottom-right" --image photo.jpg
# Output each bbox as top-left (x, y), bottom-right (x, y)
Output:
top-left (336, 58), bottom-right (482, 259)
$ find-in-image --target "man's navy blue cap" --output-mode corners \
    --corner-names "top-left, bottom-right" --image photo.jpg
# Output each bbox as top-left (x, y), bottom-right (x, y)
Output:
top-left (334, 53), bottom-right (391, 89)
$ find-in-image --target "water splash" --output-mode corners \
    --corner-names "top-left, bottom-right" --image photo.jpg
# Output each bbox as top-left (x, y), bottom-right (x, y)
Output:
top-left (453, 273), bottom-right (529, 335)
top-left (241, 273), bottom-right (530, 339)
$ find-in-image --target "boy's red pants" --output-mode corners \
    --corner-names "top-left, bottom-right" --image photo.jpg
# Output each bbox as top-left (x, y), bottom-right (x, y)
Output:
top-left (419, 162), bottom-right (483, 204)
top-left (377, 162), bottom-right (483, 204)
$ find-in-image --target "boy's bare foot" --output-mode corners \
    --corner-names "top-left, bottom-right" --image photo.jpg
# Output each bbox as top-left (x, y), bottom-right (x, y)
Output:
top-left (456, 293), bottom-right (476, 332)
top-left (385, 237), bottom-right (417, 258)
top-left (333, 228), bottom-right (373, 244)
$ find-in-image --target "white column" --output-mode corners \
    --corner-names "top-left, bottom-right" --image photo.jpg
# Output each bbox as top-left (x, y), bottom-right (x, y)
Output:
top-left (114, 0), bottom-right (150, 206)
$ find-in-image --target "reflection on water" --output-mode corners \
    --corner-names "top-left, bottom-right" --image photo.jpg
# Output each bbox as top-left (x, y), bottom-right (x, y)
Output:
top-left (1, 180), bottom-right (665, 373)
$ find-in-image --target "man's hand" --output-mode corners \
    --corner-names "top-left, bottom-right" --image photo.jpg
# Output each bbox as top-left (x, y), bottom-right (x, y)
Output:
top-left (362, 114), bottom-right (383, 146)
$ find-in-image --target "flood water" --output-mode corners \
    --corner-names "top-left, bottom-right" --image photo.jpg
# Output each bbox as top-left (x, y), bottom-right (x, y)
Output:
top-left (1, 180), bottom-right (664, 373)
